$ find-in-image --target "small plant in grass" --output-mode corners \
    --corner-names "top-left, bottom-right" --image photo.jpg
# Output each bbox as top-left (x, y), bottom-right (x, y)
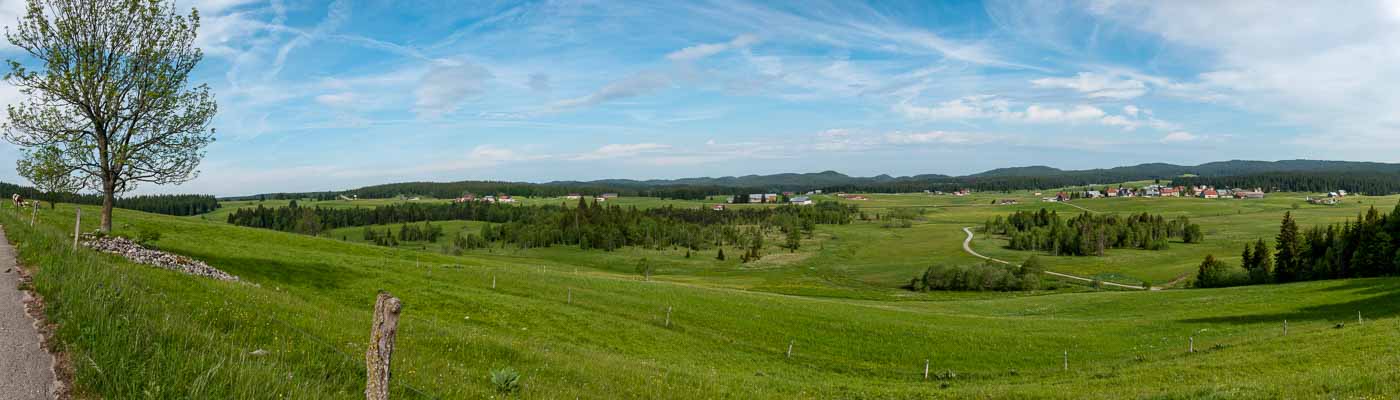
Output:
top-left (490, 367), bottom-right (521, 396)
top-left (135, 227), bottom-right (162, 246)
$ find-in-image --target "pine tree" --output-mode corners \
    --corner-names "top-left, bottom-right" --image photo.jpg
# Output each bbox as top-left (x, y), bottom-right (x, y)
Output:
top-left (716, 248), bottom-right (726, 261)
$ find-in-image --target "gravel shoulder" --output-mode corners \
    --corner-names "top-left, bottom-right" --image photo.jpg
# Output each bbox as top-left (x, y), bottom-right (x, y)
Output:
top-left (0, 225), bottom-right (58, 399)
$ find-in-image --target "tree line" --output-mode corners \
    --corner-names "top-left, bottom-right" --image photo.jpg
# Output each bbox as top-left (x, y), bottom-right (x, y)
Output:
top-left (0, 182), bottom-right (218, 216)
top-left (984, 209), bottom-right (1203, 256)
top-left (1197, 204), bottom-right (1400, 287)
top-left (228, 199), bottom-right (859, 259)
top-left (1176, 172), bottom-right (1400, 195)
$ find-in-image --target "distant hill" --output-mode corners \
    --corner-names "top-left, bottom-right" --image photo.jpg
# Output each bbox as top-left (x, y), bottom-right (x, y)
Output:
top-left (225, 159), bottom-right (1400, 199)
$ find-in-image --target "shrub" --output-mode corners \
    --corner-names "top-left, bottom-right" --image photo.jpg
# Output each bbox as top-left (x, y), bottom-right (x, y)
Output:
top-left (490, 367), bottom-right (521, 395)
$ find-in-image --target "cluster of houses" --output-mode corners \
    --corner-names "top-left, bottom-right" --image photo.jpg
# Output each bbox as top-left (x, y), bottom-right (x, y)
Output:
top-left (722, 193), bottom-right (816, 206)
top-left (922, 189), bottom-right (972, 196)
top-left (836, 193), bottom-right (869, 201)
top-left (563, 193), bottom-right (619, 202)
top-left (1307, 190), bottom-right (1348, 205)
top-left (454, 193), bottom-right (518, 204)
top-left (1044, 185), bottom-right (1268, 202)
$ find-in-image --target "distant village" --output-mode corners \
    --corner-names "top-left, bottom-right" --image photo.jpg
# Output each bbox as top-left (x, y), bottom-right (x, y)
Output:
top-left (1042, 184), bottom-right (1268, 202)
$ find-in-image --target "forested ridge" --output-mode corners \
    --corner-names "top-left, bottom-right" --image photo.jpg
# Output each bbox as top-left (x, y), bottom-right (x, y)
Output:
top-left (225, 160), bottom-right (1400, 201)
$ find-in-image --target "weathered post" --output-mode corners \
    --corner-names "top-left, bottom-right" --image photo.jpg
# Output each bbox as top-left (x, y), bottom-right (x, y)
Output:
top-left (1189, 336), bottom-right (1195, 353)
top-left (1063, 351), bottom-right (1068, 371)
top-left (1283, 320), bottom-right (1288, 336)
top-left (72, 208), bottom-right (81, 251)
top-left (567, 288), bottom-right (572, 304)
top-left (1358, 311), bottom-right (1363, 325)
top-left (923, 359), bottom-right (930, 380)
top-left (665, 306), bottom-right (672, 327)
top-left (365, 291), bottom-right (402, 400)
top-left (492, 275), bottom-right (497, 289)
top-left (786, 340), bottom-right (794, 358)
top-left (30, 201), bottom-right (37, 226)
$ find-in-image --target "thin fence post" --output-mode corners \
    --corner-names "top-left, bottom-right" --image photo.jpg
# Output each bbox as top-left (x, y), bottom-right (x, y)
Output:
top-left (1283, 320), bottom-right (1288, 336)
top-left (1358, 311), bottom-right (1363, 325)
top-left (72, 208), bottom-right (81, 251)
top-left (567, 288), bottom-right (572, 304)
top-left (492, 275), bottom-right (496, 289)
top-left (365, 291), bottom-right (402, 400)
top-left (787, 340), bottom-right (794, 358)
top-left (1189, 336), bottom-right (1195, 353)
top-left (665, 306), bottom-right (672, 327)
top-left (30, 201), bottom-right (37, 226)
top-left (1063, 351), bottom-right (1068, 371)
top-left (923, 359), bottom-right (930, 380)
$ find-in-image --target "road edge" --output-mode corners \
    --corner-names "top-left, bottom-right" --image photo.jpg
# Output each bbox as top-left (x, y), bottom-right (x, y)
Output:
top-left (3, 224), bottom-right (74, 400)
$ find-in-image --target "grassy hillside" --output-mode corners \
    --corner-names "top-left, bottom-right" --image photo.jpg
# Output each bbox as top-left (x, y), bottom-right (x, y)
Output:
top-left (3, 202), bottom-right (1400, 398)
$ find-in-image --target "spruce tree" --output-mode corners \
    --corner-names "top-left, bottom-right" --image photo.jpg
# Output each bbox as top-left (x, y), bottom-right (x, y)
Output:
top-left (1275, 212), bottom-right (1301, 282)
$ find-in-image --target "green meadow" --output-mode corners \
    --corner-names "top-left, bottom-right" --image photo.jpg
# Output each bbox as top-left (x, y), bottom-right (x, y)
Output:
top-left (3, 189), bottom-right (1399, 398)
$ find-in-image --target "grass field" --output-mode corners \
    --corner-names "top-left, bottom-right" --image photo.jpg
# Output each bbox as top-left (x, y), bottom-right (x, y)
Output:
top-left (4, 190), bottom-right (1399, 398)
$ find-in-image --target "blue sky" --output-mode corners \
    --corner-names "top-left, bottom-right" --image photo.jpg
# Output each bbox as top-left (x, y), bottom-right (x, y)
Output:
top-left (3, 0), bottom-right (1400, 196)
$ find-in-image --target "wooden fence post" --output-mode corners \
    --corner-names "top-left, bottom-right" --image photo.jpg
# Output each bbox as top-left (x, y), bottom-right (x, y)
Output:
top-left (786, 340), bottom-right (794, 358)
top-left (365, 291), bottom-right (402, 400)
top-left (492, 275), bottom-right (496, 289)
top-left (665, 306), bottom-right (672, 327)
top-left (923, 359), bottom-right (930, 380)
top-left (1283, 320), bottom-right (1288, 336)
top-left (567, 288), bottom-right (572, 304)
top-left (1358, 311), bottom-right (1363, 325)
top-left (72, 208), bottom-right (81, 251)
top-left (30, 201), bottom-right (37, 226)
top-left (1063, 351), bottom-right (1068, 371)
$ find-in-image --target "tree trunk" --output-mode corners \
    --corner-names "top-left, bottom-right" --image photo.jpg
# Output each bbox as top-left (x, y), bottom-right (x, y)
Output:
top-left (100, 182), bottom-right (115, 233)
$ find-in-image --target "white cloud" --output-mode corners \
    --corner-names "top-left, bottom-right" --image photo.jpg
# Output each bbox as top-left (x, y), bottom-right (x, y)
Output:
top-left (571, 143), bottom-right (672, 161)
top-left (1123, 105), bottom-right (1140, 117)
top-left (1031, 72), bottom-right (1147, 99)
top-left (1023, 104), bottom-right (1105, 123)
top-left (550, 71), bottom-right (671, 111)
top-left (1160, 131), bottom-right (1198, 143)
top-left (894, 95), bottom-right (1011, 121)
top-left (666, 34), bottom-right (759, 62)
top-left (315, 92), bottom-right (356, 107)
top-left (884, 131), bottom-right (983, 145)
top-left (414, 62), bottom-right (493, 118)
top-left (1089, 1), bottom-right (1400, 150)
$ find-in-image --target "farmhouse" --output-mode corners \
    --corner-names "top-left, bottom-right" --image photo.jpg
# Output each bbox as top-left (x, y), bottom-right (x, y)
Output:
top-left (749, 194), bottom-right (765, 203)
top-left (1202, 189), bottom-right (1219, 199)
top-left (454, 193), bottom-right (477, 203)
top-left (997, 199), bottom-right (1019, 205)
top-left (790, 196), bottom-right (813, 205)
top-left (1234, 189), bottom-right (1266, 199)
top-left (1085, 190), bottom-right (1103, 198)
top-left (711, 204), bottom-right (726, 211)
top-left (1106, 187), bottom-right (1119, 197)
top-left (765, 193), bottom-right (780, 203)
top-left (600, 193), bottom-right (619, 199)
top-left (566, 193), bottom-right (582, 199)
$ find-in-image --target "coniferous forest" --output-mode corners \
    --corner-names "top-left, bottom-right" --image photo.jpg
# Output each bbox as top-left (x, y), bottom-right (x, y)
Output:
top-left (1197, 203), bottom-right (1400, 288)
top-left (227, 199), bottom-right (859, 257)
top-left (984, 209), bottom-right (1203, 256)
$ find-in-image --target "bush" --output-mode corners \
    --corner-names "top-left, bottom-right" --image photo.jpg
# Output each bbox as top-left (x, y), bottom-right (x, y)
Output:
top-left (490, 367), bottom-right (521, 395)
top-left (910, 262), bottom-right (1040, 292)
top-left (1194, 254), bottom-right (1249, 288)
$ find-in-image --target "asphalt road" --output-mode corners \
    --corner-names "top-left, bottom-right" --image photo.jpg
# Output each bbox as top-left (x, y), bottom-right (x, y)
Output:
top-left (0, 226), bottom-right (56, 399)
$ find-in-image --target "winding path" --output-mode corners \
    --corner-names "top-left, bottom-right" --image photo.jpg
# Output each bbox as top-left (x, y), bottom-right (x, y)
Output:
top-left (0, 225), bottom-right (59, 399)
top-left (960, 227), bottom-right (1151, 291)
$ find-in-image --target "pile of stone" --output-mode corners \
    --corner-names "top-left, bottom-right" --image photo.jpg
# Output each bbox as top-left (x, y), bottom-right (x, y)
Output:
top-left (82, 236), bottom-right (242, 282)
